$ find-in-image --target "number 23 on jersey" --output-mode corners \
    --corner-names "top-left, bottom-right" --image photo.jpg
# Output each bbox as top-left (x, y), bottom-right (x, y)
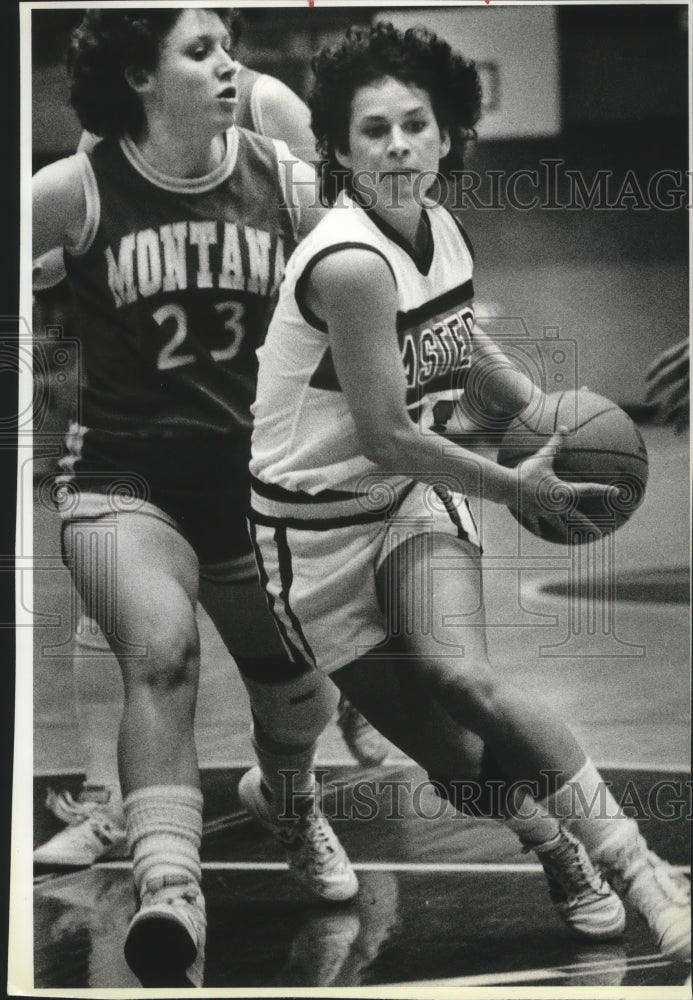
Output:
top-left (154, 299), bottom-right (246, 371)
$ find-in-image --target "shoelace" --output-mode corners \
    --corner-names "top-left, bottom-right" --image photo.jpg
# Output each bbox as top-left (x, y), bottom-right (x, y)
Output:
top-left (541, 838), bottom-right (604, 899)
top-left (337, 697), bottom-right (370, 729)
top-left (56, 801), bottom-right (118, 846)
top-left (294, 816), bottom-right (341, 873)
top-left (86, 816), bottom-right (119, 847)
top-left (144, 889), bottom-right (202, 910)
top-left (347, 715), bottom-right (373, 740)
top-left (340, 705), bottom-right (377, 740)
top-left (141, 876), bottom-right (204, 913)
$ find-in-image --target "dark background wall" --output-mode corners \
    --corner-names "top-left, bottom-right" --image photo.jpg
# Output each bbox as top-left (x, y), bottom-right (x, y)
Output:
top-left (30, 5), bottom-right (689, 408)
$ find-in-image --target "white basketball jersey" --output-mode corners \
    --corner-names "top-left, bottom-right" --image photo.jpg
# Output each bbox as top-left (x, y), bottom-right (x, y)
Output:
top-left (251, 193), bottom-right (476, 499)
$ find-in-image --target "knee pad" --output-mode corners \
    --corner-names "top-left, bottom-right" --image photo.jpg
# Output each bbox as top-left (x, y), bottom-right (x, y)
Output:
top-left (236, 656), bottom-right (338, 746)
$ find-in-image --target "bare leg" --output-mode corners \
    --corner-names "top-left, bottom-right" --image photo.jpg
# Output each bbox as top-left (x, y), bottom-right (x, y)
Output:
top-left (199, 573), bottom-right (334, 799)
top-left (334, 533), bottom-right (586, 795)
top-left (200, 573), bottom-right (357, 902)
top-left (64, 513), bottom-right (201, 794)
top-left (334, 533), bottom-right (688, 956)
top-left (200, 572), bottom-right (389, 766)
top-left (63, 513), bottom-right (206, 985)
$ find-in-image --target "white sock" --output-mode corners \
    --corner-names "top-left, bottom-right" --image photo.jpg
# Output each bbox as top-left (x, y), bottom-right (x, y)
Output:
top-left (124, 785), bottom-right (202, 897)
top-left (542, 759), bottom-right (638, 860)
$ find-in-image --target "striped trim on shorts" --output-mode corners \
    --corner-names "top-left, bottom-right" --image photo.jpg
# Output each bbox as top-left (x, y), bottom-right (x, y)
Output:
top-left (248, 477), bottom-right (481, 674)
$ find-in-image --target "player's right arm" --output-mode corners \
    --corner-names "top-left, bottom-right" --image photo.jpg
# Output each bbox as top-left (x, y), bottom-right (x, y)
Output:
top-left (33, 155), bottom-right (88, 261)
top-left (308, 249), bottom-right (518, 506)
top-left (308, 249), bottom-right (616, 532)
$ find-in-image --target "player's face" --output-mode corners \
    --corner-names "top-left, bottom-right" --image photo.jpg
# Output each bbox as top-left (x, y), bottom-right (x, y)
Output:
top-left (337, 76), bottom-right (450, 207)
top-left (139, 10), bottom-right (238, 133)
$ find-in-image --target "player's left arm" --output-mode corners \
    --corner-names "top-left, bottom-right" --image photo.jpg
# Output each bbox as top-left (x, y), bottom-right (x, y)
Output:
top-left (253, 74), bottom-right (317, 162)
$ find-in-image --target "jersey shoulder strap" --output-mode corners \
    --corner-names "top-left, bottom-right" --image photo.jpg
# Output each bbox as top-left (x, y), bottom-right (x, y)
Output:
top-left (440, 204), bottom-right (475, 260)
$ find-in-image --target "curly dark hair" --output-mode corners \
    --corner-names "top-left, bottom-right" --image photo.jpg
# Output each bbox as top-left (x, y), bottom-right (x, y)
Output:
top-left (67, 8), bottom-right (241, 138)
top-left (309, 22), bottom-right (482, 205)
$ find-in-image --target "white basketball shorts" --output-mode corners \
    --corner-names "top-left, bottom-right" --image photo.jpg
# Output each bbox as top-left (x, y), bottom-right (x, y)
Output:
top-left (248, 478), bottom-right (481, 674)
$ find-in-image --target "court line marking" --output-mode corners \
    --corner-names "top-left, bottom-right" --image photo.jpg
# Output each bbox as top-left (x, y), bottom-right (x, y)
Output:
top-left (34, 760), bottom-right (692, 777)
top-left (393, 954), bottom-right (674, 988)
top-left (591, 761), bottom-right (692, 773)
top-left (92, 860), bottom-right (691, 874)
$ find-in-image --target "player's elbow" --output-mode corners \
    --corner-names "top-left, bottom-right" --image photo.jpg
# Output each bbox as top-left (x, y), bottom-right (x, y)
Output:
top-left (357, 419), bottom-right (415, 471)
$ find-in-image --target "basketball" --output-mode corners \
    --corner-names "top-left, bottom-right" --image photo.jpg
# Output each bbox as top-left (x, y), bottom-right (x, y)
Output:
top-left (496, 389), bottom-right (649, 545)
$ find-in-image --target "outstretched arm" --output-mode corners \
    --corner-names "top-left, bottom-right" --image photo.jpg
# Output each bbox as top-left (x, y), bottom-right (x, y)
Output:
top-left (256, 75), bottom-right (325, 241)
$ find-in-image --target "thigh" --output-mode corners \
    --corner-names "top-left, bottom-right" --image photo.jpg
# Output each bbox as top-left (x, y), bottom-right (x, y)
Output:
top-left (339, 494), bottom-right (490, 770)
top-left (62, 509), bottom-right (200, 661)
top-left (377, 530), bottom-right (489, 667)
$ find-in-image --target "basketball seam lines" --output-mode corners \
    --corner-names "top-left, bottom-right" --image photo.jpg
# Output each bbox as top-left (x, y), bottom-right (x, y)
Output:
top-left (555, 448), bottom-right (648, 464)
top-left (553, 391), bottom-right (566, 433)
top-left (571, 405), bottom-right (623, 433)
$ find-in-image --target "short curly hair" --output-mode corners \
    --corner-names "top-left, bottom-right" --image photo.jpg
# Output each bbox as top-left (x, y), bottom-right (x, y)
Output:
top-left (309, 22), bottom-right (482, 205)
top-left (67, 8), bottom-right (241, 139)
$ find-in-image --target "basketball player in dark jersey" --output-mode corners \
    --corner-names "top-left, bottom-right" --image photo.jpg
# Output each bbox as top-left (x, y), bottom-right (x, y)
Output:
top-left (32, 9), bottom-right (357, 986)
top-left (33, 15), bottom-right (391, 876)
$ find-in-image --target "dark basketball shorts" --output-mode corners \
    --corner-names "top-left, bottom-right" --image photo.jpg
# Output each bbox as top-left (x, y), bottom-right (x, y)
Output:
top-left (51, 429), bottom-right (256, 582)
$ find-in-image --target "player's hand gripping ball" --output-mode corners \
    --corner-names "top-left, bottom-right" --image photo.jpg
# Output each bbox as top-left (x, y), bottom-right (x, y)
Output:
top-left (496, 389), bottom-right (649, 545)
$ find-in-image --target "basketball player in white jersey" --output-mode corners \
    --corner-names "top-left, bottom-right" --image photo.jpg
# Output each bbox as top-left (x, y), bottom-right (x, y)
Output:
top-left (249, 22), bottom-right (690, 963)
top-left (32, 9), bottom-right (390, 876)
top-left (32, 9), bottom-right (362, 986)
